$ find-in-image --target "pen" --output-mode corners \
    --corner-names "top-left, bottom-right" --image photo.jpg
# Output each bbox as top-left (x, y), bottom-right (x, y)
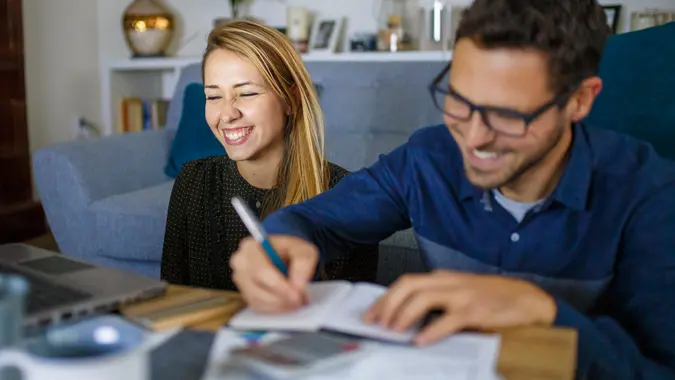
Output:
top-left (231, 196), bottom-right (289, 276)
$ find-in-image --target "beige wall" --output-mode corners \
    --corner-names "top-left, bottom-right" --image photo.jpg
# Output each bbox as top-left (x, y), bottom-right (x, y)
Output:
top-left (22, 0), bottom-right (101, 152)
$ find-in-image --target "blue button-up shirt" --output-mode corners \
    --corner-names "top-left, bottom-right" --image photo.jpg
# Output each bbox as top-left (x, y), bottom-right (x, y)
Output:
top-left (263, 123), bottom-right (675, 379)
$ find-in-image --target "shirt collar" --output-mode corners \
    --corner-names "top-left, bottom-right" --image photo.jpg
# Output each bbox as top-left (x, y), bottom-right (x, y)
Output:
top-left (550, 122), bottom-right (592, 211)
top-left (458, 122), bottom-right (592, 211)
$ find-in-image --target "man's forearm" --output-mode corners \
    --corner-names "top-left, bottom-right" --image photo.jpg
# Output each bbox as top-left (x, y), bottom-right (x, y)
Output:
top-left (263, 205), bottom-right (352, 262)
top-left (262, 165), bottom-right (412, 262)
top-left (554, 299), bottom-right (675, 379)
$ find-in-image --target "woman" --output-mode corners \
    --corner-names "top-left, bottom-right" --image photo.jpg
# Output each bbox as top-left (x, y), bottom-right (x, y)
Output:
top-left (160, 20), bottom-right (378, 290)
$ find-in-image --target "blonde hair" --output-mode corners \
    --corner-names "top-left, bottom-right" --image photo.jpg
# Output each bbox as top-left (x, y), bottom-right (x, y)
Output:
top-left (202, 20), bottom-right (329, 217)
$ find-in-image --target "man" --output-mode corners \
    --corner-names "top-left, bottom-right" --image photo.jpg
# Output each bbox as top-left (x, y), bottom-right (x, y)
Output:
top-left (230, 0), bottom-right (675, 378)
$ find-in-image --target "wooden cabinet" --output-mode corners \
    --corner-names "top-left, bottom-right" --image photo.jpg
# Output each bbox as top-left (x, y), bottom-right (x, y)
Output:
top-left (0, 0), bottom-right (46, 243)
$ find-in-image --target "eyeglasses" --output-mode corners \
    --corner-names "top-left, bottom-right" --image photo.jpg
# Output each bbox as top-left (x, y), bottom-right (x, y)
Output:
top-left (428, 64), bottom-right (574, 137)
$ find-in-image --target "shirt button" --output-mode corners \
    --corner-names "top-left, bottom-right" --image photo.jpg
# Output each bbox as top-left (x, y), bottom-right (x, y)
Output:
top-left (510, 233), bottom-right (520, 242)
top-left (255, 201), bottom-right (261, 208)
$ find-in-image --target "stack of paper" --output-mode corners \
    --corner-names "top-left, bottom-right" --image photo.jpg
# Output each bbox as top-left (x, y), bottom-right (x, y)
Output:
top-left (209, 281), bottom-right (503, 379)
top-left (200, 329), bottom-right (503, 380)
top-left (342, 334), bottom-right (504, 380)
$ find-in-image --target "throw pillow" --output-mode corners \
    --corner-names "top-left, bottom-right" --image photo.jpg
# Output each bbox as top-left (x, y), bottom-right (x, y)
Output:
top-left (584, 23), bottom-right (675, 160)
top-left (164, 83), bottom-right (225, 178)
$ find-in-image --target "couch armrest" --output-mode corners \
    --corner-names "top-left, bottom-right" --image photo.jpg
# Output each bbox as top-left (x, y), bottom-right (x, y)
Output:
top-left (376, 243), bottom-right (427, 286)
top-left (33, 129), bottom-right (174, 205)
top-left (376, 229), bottom-right (426, 286)
top-left (33, 129), bottom-right (174, 258)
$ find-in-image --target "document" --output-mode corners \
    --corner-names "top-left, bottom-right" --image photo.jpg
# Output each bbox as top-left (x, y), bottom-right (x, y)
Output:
top-left (201, 328), bottom-right (503, 380)
top-left (228, 281), bottom-right (417, 343)
top-left (344, 334), bottom-right (503, 380)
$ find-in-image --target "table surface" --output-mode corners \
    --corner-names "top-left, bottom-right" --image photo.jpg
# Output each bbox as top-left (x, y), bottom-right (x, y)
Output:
top-left (130, 285), bottom-right (578, 380)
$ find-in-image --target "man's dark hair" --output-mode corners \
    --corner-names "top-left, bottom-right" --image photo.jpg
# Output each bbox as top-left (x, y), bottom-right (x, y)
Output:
top-left (455, 0), bottom-right (611, 94)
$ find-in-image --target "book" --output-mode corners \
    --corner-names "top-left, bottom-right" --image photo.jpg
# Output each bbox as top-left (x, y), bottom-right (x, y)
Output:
top-left (118, 97), bottom-right (170, 134)
top-left (228, 281), bottom-right (420, 343)
top-left (121, 286), bottom-right (245, 331)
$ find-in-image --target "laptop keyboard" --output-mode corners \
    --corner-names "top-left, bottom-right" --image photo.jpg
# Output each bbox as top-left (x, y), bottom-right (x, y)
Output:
top-left (0, 265), bottom-right (91, 315)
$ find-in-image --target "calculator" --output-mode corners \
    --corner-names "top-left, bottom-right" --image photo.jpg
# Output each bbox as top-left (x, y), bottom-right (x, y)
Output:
top-left (229, 332), bottom-right (369, 378)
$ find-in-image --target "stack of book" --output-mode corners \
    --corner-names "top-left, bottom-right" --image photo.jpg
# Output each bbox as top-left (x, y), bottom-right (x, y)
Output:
top-left (119, 97), bottom-right (170, 133)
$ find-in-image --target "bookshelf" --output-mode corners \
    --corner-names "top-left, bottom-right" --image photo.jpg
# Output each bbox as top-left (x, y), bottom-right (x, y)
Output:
top-left (99, 50), bottom-right (453, 136)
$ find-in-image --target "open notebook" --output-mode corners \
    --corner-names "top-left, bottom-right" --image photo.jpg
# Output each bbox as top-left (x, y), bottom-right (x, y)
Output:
top-left (228, 281), bottom-right (420, 343)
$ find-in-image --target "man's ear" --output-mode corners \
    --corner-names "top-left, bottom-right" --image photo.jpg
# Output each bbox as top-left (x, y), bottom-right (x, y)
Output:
top-left (568, 76), bottom-right (603, 122)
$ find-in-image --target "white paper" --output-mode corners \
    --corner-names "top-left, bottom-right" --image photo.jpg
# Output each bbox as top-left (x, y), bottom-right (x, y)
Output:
top-left (323, 282), bottom-right (417, 343)
top-left (346, 334), bottom-right (503, 380)
top-left (228, 281), bottom-right (352, 332)
top-left (201, 329), bottom-right (503, 380)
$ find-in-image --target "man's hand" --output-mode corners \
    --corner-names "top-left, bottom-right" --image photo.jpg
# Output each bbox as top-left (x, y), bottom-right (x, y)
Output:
top-left (230, 235), bottom-right (319, 314)
top-left (363, 270), bottom-right (557, 346)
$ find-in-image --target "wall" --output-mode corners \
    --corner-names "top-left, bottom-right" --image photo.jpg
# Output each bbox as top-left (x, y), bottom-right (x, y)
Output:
top-left (22, 0), bottom-right (101, 152)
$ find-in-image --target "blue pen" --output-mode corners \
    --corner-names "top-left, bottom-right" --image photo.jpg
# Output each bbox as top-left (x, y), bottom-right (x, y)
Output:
top-left (231, 196), bottom-right (289, 275)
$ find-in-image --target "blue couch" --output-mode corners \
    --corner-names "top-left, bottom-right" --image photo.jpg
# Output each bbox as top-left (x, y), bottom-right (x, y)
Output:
top-left (33, 60), bottom-right (446, 281)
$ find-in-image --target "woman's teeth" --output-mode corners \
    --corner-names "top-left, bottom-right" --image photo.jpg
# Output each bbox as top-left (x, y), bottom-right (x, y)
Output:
top-left (473, 149), bottom-right (498, 159)
top-left (224, 127), bottom-right (252, 140)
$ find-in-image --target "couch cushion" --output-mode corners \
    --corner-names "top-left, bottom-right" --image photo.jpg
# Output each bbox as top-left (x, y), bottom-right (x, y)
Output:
top-left (164, 83), bottom-right (225, 178)
top-left (306, 61), bottom-right (445, 171)
top-left (165, 64), bottom-right (203, 131)
top-left (584, 23), bottom-right (675, 160)
top-left (89, 181), bottom-right (175, 262)
top-left (377, 229), bottom-right (425, 285)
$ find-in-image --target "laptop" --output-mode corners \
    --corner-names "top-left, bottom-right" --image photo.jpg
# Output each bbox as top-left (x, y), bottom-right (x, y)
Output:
top-left (0, 243), bottom-right (168, 329)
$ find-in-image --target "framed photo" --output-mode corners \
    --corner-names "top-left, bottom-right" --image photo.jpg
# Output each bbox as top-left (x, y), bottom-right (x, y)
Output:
top-left (602, 5), bottom-right (622, 34)
top-left (309, 17), bottom-right (343, 53)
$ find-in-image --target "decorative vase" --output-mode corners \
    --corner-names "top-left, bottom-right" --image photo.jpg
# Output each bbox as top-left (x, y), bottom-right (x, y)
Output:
top-left (122, 0), bottom-right (175, 58)
top-left (287, 7), bottom-right (310, 53)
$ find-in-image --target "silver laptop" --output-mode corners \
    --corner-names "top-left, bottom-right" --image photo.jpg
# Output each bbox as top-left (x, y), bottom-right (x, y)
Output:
top-left (0, 243), bottom-right (168, 329)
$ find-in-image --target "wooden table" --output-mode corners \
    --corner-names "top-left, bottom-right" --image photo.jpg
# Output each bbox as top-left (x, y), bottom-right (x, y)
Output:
top-left (123, 285), bottom-right (578, 380)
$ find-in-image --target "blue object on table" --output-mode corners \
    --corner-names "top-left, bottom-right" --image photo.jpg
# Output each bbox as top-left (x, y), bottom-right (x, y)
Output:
top-left (240, 331), bottom-right (267, 344)
top-left (25, 315), bottom-right (146, 359)
top-left (0, 274), bottom-right (29, 350)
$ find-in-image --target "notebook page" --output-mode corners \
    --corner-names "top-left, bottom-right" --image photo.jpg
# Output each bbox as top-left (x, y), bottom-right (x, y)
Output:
top-left (228, 281), bottom-right (353, 332)
top-left (322, 282), bottom-right (418, 343)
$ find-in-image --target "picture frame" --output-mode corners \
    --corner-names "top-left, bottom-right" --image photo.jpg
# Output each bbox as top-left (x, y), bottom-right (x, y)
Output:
top-left (309, 17), bottom-right (344, 53)
top-left (602, 5), bottom-right (622, 34)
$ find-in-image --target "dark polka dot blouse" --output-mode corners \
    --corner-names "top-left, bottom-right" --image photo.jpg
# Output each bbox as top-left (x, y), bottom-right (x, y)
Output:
top-left (160, 156), bottom-right (379, 290)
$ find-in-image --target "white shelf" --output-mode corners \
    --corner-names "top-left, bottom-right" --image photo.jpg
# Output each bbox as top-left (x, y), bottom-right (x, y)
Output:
top-left (106, 50), bottom-right (452, 71)
top-left (101, 50), bottom-right (452, 136)
top-left (106, 56), bottom-right (201, 71)
top-left (303, 50), bottom-right (452, 62)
